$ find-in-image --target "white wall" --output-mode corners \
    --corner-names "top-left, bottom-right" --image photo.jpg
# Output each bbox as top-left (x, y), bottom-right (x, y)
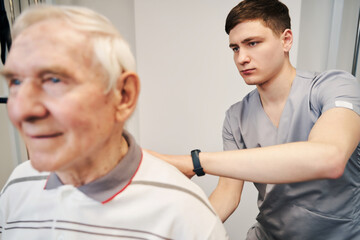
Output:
top-left (297, 0), bottom-right (360, 75)
top-left (134, 1), bottom-right (301, 238)
top-left (297, 0), bottom-right (335, 72)
top-left (337, 0), bottom-right (360, 76)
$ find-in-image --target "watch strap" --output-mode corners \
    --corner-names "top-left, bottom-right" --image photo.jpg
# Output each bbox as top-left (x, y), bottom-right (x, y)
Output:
top-left (191, 149), bottom-right (205, 176)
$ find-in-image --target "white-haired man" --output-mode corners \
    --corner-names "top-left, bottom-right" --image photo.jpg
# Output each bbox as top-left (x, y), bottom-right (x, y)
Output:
top-left (0, 5), bottom-right (228, 240)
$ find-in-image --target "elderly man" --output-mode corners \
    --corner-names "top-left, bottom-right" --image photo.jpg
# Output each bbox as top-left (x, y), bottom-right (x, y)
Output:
top-left (0, 5), bottom-right (228, 240)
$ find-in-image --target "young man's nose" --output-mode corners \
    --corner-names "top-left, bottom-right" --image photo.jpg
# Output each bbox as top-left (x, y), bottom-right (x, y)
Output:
top-left (236, 50), bottom-right (250, 65)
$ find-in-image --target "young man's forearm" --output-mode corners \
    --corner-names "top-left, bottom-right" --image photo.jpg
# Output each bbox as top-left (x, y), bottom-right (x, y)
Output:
top-left (209, 178), bottom-right (243, 222)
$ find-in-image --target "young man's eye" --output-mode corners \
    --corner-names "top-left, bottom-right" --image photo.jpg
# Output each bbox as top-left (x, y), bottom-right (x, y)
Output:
top-left (249, 42), bottom-right (258, 47)
top-left (232, 47), bottom-right (239, 52)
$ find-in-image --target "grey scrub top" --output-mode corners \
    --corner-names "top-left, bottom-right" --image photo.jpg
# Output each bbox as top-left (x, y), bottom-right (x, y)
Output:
top-left (222, 69), bottom-right (360, 240)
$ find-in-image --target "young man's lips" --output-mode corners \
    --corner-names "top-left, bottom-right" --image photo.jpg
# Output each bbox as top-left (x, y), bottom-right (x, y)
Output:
top-left (241, 68), bottom-right (255, 74)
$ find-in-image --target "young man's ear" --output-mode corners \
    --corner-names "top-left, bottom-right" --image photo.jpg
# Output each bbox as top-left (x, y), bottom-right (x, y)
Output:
top-left (281, 29), bottom-right (293, 53)
top-left (114, 71), bottom-right (140, 123)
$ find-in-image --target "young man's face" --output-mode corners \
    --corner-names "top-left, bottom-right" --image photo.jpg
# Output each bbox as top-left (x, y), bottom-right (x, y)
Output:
top-left (229, 20), bottom-right (291, 86)
top-left (3, 20), bottom-right (121, 173)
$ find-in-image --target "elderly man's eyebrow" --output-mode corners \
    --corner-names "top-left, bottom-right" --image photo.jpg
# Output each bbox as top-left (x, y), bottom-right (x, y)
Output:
top-left (0, 69), bottom-right (15, 78)
top-left (40, 67), bottom-right (72, 76)
top-left (0, 67), bottom-right (73, 79)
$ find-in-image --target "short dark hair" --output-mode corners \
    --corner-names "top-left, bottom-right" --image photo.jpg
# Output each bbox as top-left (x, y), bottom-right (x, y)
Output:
top-left (225, 0), bottom-right (291, 35)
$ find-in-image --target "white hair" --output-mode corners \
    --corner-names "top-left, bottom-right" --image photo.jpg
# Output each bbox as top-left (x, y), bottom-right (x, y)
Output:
top-left (12, 5), bottom-right (136, 91)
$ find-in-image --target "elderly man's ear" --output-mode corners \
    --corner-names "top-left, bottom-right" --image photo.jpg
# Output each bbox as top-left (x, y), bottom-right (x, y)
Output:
top-left (114, 71), bottom-right (140, 123)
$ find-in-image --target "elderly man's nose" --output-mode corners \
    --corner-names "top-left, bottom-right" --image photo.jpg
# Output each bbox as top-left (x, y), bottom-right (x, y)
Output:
top-left (8, 82), bottom-right (47, 122)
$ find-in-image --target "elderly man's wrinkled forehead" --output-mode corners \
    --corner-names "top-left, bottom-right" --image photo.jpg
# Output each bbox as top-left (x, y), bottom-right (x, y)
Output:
top-left (14, 19), bottom-right (94, 66)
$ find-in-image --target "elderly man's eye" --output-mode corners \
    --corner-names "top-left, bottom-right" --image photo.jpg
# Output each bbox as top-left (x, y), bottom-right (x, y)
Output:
top-left (49, 77), bottom-right (61, 83)
top-left (9, 78), bottom-right (22, 86)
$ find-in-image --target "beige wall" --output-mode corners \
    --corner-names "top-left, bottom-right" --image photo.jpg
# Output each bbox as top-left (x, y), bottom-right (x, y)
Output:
top-left (0, 81), bottom-right (16, 189)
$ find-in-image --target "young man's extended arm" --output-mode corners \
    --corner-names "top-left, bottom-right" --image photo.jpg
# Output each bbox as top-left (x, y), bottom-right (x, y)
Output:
top-left (148, 107), bottom-right (360, 183)
top-left (201, 107), bottom-right (360, 183)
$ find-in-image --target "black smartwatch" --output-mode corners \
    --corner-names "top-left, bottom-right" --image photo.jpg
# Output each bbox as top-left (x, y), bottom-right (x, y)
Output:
top-left (191, 149), bottom-right (205, 176)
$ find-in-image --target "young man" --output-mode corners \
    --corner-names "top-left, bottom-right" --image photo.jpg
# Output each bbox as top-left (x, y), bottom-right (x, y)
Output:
top-left (151, 0), bottom-right (360, 239)
top-left (0, 5), bottom-right (228, 239)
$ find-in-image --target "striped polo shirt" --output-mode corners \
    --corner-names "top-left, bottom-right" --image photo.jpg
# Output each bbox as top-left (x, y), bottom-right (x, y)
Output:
top-left (0, 131), bottom-right (228, 240)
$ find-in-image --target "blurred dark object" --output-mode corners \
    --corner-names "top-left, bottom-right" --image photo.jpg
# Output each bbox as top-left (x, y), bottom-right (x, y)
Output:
top-left (0, 97), bottom-right (8, 103)
top-left (0, 0), bottom-right (12, 64)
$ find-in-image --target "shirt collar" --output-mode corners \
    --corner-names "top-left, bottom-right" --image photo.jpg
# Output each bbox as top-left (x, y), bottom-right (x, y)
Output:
top-left (45, 130), bottom-right (142, 203)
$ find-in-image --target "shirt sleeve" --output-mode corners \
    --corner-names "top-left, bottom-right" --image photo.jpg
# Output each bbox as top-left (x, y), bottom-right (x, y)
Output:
top-left (222, 106), bottom-right (245, 151)
top-left (310, 70), bottom-right (360, 118)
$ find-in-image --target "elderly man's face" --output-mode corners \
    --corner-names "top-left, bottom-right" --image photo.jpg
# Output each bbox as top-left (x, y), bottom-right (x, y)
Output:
top-left (3, 20), bottom-right (121, 173)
